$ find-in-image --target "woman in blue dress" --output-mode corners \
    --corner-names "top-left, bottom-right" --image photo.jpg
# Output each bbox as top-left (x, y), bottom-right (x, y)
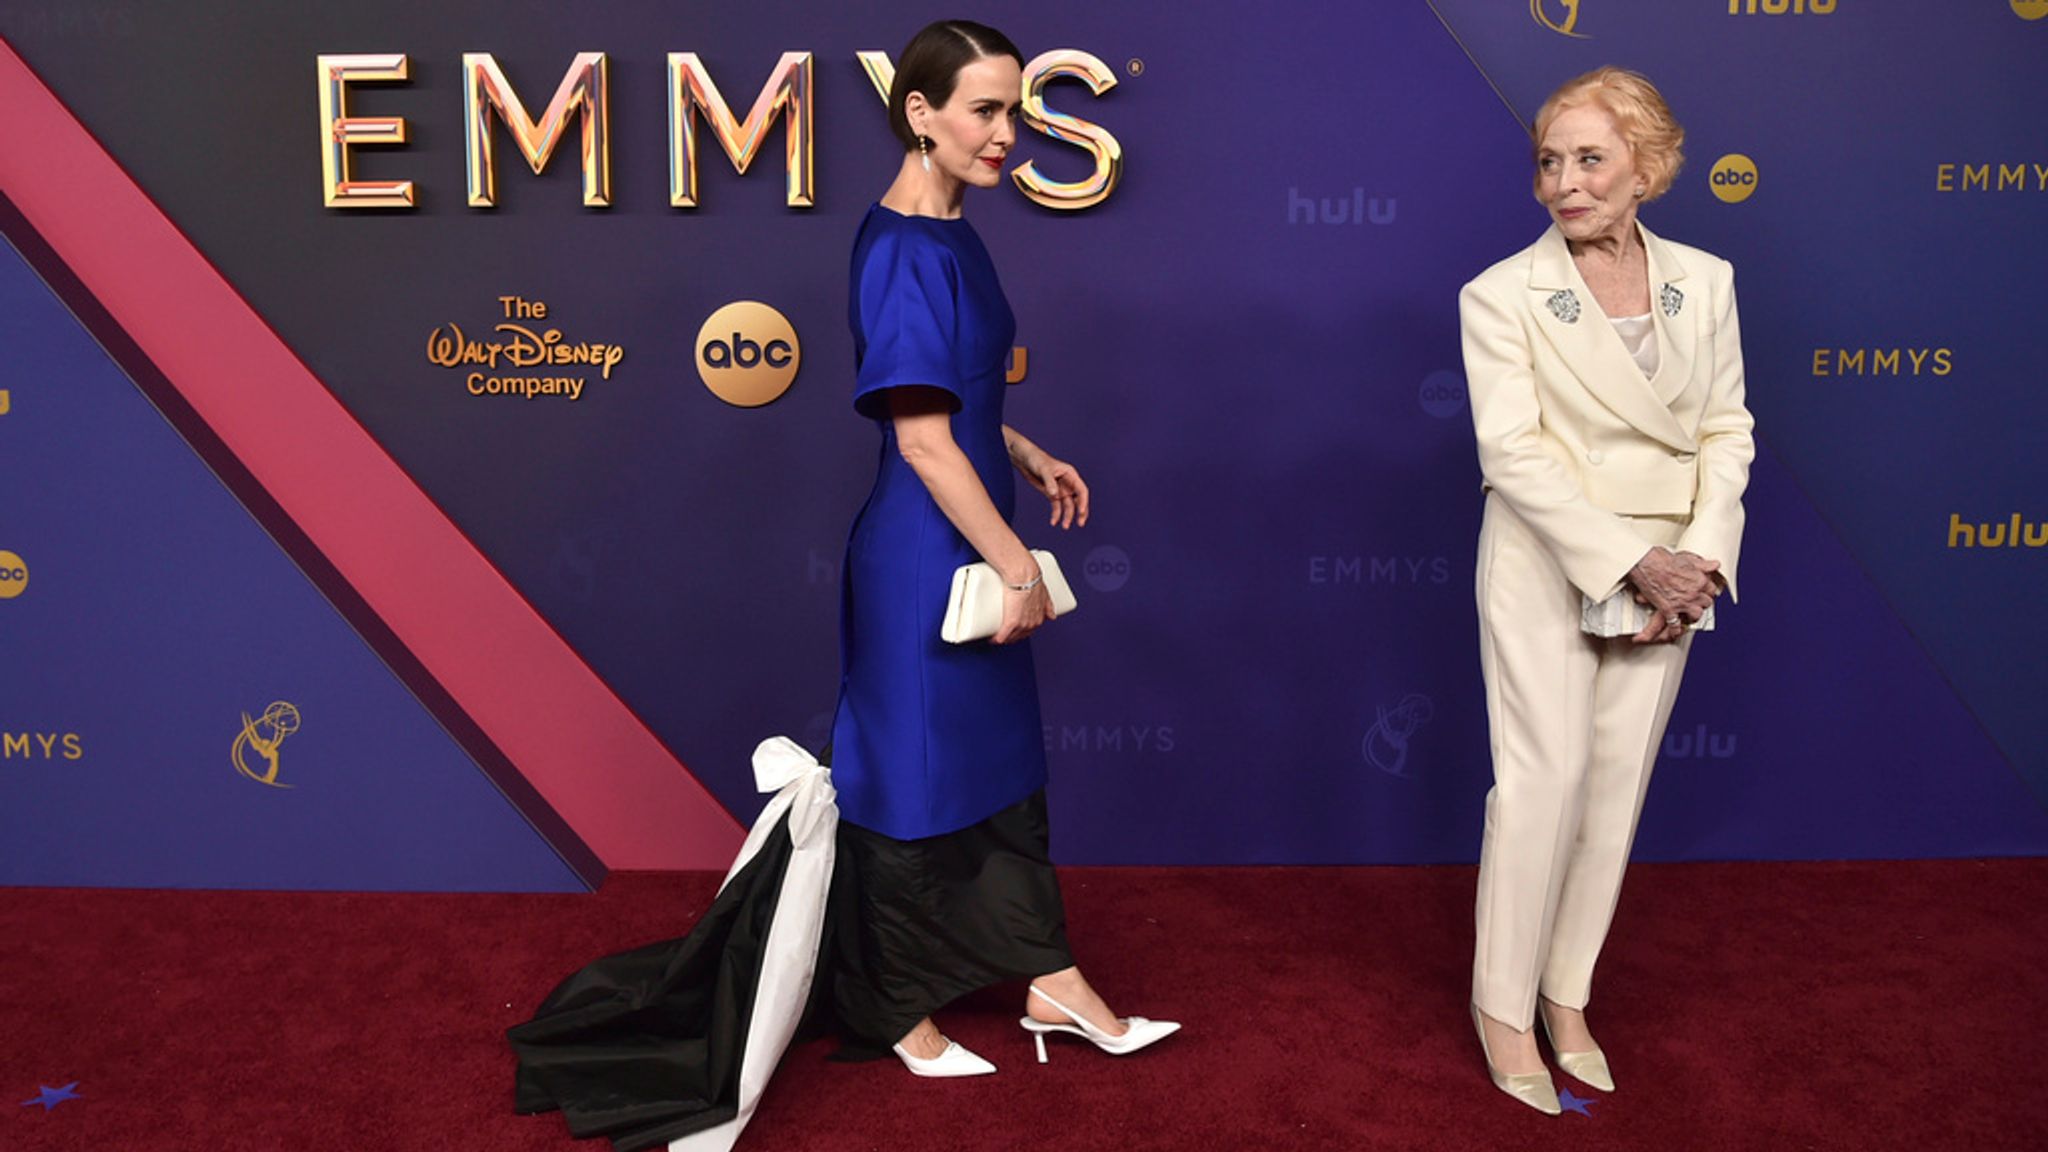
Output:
top-left (828, 19), bottom-right (1178, 1078)
top-left (507, 25), bottom-right (1176, 1150)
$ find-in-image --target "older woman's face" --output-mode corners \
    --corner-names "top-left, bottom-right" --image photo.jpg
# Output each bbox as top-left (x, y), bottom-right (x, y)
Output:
top-left (1535, 103), bottom-right (1643, 246)
top-left (917, 55), bottom-right (1022, 191)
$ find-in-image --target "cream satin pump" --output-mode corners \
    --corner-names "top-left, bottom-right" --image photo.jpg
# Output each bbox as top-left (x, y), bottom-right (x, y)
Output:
top-left (1542, 1013), bottom-right (1616, 1092)
top-left (1471, 1003), bottom-right (1561, 1116)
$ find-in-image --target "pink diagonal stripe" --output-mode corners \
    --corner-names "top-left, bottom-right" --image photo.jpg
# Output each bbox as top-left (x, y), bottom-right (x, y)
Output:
top-left (0, 42), bottom-right (743, 869)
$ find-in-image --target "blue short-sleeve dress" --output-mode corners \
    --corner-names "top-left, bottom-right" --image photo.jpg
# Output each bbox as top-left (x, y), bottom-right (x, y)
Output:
top-left (507, 209), bottom-right (1075, 1115)
top-left (829, 204), bottom-right (1048, 842)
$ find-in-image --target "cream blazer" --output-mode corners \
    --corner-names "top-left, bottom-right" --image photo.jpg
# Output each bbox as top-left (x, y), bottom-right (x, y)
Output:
top-left (1460, 222), bottom-right (1755, 603)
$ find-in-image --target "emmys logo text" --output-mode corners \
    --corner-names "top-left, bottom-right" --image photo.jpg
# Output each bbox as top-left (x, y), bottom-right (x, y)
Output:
top-left (1309, 556), bottom-right (1453, 586)
top-left (1, 732), bottom-right (84, 760)
top-left (3, 5), bottom-right (139, 38)
top-left (1044, 723), bottom-right (1177, 754)
top-left (1935, 163), bottom-right (2048, 193)
top-left (318, 48), bottom-right (1123, 211)
top-left (1810, 348), bottom-right (1952, 377)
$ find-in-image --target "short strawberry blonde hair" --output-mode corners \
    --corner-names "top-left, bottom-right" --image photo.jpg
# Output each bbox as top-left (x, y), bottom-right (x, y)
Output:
top-left (1532, 67), bottom-right (1685, 202)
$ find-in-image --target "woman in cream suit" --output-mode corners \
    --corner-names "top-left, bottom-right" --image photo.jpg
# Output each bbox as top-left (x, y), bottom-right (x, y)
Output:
top-left (1460, 68), bottom-right (1754, 1115)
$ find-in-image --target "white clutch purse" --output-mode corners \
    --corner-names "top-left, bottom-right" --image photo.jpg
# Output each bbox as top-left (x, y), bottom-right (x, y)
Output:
top-left (941, 550), bottom-right (1078, 644)
top-left (1580, 589), bottom-right (1715, 638)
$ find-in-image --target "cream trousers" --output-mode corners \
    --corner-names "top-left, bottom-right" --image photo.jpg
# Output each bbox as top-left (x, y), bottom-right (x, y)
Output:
top-left (1471, 493), bottom-right (1692, 1030)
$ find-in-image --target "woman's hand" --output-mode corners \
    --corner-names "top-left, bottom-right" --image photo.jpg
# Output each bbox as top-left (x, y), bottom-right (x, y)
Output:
top-left (890, 392), bottom-right (1047, 642)
top-left (1625, 547), bottom-right (1722, 644)
top-left (994, 564), bottom-right (1055, 645)
top-left (1026, 453), bottom-right (1089, 530)
top-left (1005, 426), bottom-right (1091, 530)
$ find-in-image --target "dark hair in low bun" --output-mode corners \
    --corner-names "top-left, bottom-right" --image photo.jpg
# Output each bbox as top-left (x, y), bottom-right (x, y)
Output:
top-left (887, 20), bottom-right (1025, 151)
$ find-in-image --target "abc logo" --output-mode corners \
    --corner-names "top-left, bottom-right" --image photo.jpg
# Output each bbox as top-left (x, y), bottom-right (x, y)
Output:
top-left (1083, 544), bottom-right (1131, 593)
top-left (696, 301), bottom-right (800, 407)
top-left (1418, 370), bottom-right (1466, 419)
top-left (1709, 154), bottom-right (1759, 204)
top-left (2015, 0), bottom-right (2048, 20)
top-left (0, 550), bottom-right (27, 599)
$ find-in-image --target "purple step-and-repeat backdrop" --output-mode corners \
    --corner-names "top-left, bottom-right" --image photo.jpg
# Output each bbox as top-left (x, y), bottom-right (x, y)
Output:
top-left (2, 1), bottom-right (2043, 888)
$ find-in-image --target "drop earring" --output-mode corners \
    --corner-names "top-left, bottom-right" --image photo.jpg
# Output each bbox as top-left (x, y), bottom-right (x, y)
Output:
top-left (918, 134), bottom-right (933, 174)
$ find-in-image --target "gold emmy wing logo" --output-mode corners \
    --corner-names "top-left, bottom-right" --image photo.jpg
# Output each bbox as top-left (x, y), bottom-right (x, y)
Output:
top-left (0, 551), bottom-right (27, 600)
top-left (232, 702), bottom-right (302, 788)
top-left (2014, 1), bottom-right (2048, 22)
top-left (696, 301), bottom-right (801, 407)
top-left (0, 389), bottom-right (11, 414)
top-left (1710, 154), bottom-right (1760, 203)
top-left (1530, 0), bottom-right (1588, 37)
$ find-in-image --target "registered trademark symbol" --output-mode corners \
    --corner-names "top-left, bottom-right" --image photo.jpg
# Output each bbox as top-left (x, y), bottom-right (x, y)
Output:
top-left (1126, 58), bottom-right (1144, 77)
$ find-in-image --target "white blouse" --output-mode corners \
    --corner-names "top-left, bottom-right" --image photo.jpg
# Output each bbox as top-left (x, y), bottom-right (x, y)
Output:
top-left (1609, 312), bottom-right (1660, 380)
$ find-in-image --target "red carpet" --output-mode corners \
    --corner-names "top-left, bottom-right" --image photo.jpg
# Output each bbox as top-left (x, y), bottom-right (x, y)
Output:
top-left (5, 861), bottom-right (2044, 1151)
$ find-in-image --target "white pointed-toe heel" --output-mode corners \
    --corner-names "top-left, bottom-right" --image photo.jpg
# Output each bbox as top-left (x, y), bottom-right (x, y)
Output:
top-left (1017, 984), bottom-right (1181, 1063)
top-left (1540, 1011), bottom-right (1615, 1092)
top-left (1471, 1003), bottom-right (1561, 1116)
top-left (891, 1039), bottom-right (997, 1078)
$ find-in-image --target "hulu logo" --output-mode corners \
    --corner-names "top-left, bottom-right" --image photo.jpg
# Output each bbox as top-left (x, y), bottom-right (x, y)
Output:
top-left (1947, 514), bottom-right (2048, 549)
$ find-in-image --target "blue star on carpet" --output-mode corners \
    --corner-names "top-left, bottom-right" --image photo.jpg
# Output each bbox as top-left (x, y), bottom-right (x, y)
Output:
top-left (1558, 1087), bottom-right (1596, 1117)
top-left (21, 1083), bottom-right (81, 1111)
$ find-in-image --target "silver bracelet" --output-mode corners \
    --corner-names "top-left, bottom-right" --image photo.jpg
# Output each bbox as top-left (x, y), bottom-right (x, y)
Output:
top-left (1004, 573), bottom-right (1042, 593)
